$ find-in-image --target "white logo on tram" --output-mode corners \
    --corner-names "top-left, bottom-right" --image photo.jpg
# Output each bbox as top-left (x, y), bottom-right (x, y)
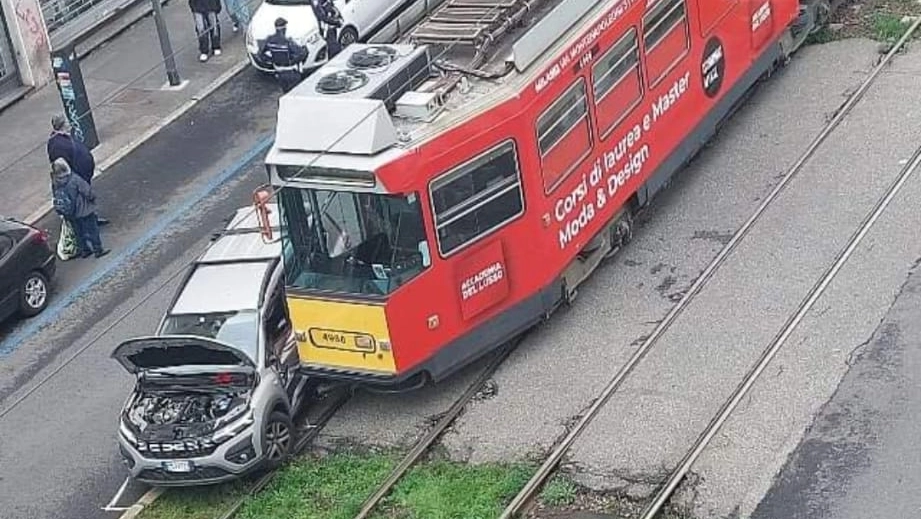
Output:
top-left (751, 2), bottom-right (771, 31)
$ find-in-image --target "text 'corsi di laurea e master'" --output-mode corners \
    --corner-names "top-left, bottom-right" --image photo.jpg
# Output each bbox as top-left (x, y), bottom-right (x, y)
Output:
top-left (554, 70), bottom-right (692, 250)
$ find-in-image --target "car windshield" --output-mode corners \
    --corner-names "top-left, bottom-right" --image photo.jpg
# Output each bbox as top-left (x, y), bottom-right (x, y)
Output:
top-left (160, 311), bottom-right (259, 362)
top-left (278, 187), bottom-right (430, 296)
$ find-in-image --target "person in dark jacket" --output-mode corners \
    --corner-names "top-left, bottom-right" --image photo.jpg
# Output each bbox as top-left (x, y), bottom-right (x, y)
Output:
top-left (312, 0), bottom-right (343, 59)
top-left (47, 114), bottom-right (109, 225)
top-left (51, 159), bottom-right (110, 259)
top-left (190, 0), bottom-right (222, 62)
top-left (47, 115), bottom-right (94, 183)
top-left (261, 18), bottom-right (308, 93)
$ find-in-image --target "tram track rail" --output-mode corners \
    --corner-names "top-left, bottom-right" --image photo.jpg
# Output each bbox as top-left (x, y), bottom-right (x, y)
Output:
top-left (498, 16), bottom-right (921, 519)
top-left (213, 385), bottom-right (353, 519)
top-left (637, 116), bottom-right (921, 519)
top-left (211, 335), bottom-right (522, 519)
top-left (350, 338), bottom-right (523, 519)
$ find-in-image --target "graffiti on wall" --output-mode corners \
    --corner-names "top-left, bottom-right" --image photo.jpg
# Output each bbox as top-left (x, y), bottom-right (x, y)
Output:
top-left (14, 0), bottom-right (48, 50)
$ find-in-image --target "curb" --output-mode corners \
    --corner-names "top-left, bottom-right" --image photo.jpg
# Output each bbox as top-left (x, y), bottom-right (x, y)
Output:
top-left (25, 57), bottom-right (250, 226)
top-left (117, 487), bottom-right (163, 519)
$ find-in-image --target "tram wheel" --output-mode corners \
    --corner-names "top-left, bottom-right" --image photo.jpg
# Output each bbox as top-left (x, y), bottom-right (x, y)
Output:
top-left (810, 0), bottom-right (831, 34)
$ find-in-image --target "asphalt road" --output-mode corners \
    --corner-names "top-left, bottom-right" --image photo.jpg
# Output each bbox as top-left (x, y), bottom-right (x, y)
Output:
top-left (751, 264), bottom-right (921, 519)
top-left (0, 68), bottom-right (281, 519)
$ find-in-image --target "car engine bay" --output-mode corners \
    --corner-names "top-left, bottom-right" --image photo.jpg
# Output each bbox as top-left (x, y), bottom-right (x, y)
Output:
top-left (125, 387), bottom-right (251, 441)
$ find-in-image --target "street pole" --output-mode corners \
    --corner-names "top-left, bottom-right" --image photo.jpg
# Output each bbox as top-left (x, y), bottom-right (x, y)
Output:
top-left (150, 0), bottom-right (181, 86)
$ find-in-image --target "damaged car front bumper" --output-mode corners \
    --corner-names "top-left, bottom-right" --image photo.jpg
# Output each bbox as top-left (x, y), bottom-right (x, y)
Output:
top-left (118, 413), bottom-right (264, 486)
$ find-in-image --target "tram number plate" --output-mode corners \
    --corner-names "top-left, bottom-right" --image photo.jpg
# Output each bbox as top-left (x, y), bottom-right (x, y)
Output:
top-left (309, 329), bottom-right (375, 352)
top-left (162, 460), bottom-right (193, 473)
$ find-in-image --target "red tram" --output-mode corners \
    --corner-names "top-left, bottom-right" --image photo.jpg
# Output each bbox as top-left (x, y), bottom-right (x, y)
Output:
top-left (255, 0), bottom-right (820, 389)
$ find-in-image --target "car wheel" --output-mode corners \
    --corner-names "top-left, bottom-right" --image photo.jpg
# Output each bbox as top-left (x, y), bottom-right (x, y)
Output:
top-left (339, 26), bottom-right (359, 47)
top-left (19, 271), bottom-right (49, 317)
top-left (262, 411), bottom-right (294, 470)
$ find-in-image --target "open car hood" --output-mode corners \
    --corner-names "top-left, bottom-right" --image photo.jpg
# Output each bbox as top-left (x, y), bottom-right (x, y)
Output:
top-left (112, 335), bottom-right (256, 374)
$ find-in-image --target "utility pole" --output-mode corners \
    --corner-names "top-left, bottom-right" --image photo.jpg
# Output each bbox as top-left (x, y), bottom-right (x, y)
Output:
top-left (150, 0), bottom-right (181, 86)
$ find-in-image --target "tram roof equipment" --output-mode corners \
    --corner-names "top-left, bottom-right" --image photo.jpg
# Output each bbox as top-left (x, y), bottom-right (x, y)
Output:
top-left (273, 0), bottom-right (621, 159)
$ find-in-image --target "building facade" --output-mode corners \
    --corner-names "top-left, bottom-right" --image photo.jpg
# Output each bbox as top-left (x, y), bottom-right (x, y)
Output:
top-left (0, 0), bottom-right (53, 99)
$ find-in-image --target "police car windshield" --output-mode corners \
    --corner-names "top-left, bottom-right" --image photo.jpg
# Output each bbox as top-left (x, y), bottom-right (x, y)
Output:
top-left (278, 187), bottom-right (430, 297)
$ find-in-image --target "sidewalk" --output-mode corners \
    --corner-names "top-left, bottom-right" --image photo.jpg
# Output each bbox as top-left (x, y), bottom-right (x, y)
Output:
top-left (0, 0), bottom-right (251, 223)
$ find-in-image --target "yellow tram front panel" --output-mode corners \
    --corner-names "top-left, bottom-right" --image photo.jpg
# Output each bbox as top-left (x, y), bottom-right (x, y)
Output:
top-left (285, 295), bottom-right (397, 376)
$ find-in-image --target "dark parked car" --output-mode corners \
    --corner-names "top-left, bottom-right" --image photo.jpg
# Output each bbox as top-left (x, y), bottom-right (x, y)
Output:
top-left (0, 217), bottom-right (56, 323)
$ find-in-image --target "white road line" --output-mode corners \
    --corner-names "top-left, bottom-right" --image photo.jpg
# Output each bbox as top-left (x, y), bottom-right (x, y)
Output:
top-left (117, 487), bottom-right (163, 519)
top-left (102, 476), bottom-right (131, 511)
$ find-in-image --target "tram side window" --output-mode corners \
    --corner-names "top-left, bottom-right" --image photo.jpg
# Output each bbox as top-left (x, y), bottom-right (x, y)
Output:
top-left (536, 80), bottom-right (592, 193)
top-left (643, 0), bottom-right (690, 86)
top-left (430, 141), bottom-right (524, 255)
top-left (592, 28), bottom-right (643, 139)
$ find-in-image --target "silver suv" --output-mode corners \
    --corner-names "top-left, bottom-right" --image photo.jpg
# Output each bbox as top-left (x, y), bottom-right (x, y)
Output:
top-left (112, 205), bottom-right (311, 486)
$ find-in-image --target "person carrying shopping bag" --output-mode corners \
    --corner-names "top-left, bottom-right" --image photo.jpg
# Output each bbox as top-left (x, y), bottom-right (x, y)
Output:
top-left (51, 159), bottom-right (110, 259)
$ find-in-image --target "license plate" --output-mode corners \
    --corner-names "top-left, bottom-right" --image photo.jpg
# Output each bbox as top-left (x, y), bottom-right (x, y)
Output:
top-left (162, 460), bottom-right (193, 473)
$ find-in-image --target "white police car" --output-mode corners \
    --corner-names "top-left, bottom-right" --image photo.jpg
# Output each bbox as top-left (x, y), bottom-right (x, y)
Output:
top-left (245, 0), bottom-right (413, 73)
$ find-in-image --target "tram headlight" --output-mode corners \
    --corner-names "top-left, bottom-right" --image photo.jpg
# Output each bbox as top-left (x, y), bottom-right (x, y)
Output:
top-left (355, 335), bottom-right (374, 351)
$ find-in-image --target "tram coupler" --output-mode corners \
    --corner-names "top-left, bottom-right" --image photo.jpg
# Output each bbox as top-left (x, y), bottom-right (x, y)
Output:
top-left (783, 0), bottom-right (832, 56)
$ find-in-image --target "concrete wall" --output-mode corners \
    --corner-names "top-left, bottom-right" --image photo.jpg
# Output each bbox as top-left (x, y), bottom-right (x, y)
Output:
top-left (0, 0), bottom-right (52, 88)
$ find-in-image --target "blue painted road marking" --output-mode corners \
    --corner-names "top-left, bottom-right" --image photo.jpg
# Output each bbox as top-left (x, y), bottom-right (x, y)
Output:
top-left (0, 134), bottom-right (274, 358)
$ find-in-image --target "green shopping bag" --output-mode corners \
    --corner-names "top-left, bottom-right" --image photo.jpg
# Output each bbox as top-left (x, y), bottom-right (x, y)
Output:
top-left (57, 218), bottom-right (78, 261)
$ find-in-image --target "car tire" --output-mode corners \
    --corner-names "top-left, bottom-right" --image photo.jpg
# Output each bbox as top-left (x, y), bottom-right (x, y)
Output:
top-left (19, 271), bottom-right (49, 317)
top-left (262, 411), bottom-right (294, 470)
top-left (339, 26), bottom-right (359, 47)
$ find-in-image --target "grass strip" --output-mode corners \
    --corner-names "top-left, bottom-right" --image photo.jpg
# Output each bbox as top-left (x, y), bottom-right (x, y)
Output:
top-left (139, 481), bottom-right (245, 519)
top-left (381, 460), bottom-right (533, 519)
top-left (136, 452), bottom-right (543, 519)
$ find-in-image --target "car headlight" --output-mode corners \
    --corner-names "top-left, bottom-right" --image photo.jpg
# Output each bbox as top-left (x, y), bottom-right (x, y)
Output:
top-left (245, 28), bottom-right (256, 50)
top-left (296, 31), bottom-right (321, 46)
top-left (119, 419), bottom-right (137, 445)
top-left (212, 406), bottom-right (255, 443)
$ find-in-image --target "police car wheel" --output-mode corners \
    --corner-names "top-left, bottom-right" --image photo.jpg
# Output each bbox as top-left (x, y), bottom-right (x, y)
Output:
top-left (339, 27), bottom-right (358, 46)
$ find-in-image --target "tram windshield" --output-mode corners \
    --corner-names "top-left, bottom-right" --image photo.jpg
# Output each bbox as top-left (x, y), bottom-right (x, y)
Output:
top-left (277, 187), bottom-right (431, 296)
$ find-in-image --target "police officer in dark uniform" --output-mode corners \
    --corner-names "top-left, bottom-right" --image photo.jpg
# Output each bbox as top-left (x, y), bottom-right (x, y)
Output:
top-left (261, 17), bottom-right (308, 93)
top-left (312, 0), bottom-right (344, 60)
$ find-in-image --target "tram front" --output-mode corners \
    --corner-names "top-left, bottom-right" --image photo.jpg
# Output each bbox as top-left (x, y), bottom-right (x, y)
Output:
top-left (255, 153), bottom-right (433, 384)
